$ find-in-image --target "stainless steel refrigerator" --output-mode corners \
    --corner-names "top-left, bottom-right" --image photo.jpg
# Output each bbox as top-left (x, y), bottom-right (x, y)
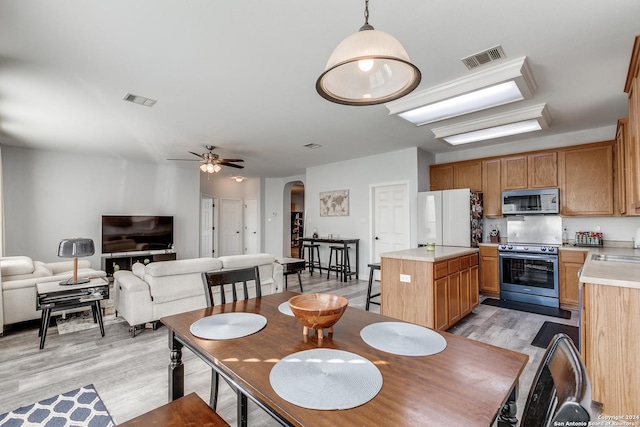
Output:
top-left (417, 189), bottom-right (483, 247)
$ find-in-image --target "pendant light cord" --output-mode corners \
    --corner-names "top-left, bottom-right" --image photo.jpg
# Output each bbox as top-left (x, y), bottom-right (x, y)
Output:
top-left (360, 0), bottom-right (374, 31)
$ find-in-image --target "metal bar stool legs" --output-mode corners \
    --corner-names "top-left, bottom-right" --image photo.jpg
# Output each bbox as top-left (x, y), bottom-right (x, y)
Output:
top-left (366, 263), bottom-right (381, 311)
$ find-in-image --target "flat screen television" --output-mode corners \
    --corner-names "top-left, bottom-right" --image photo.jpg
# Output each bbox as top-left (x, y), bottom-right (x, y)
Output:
top-left (102, 215), bottom-right (174, 254)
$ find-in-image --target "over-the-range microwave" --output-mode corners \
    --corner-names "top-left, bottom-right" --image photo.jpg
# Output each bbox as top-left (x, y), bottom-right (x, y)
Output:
top-left (502, 188), bottom-right (559, 215)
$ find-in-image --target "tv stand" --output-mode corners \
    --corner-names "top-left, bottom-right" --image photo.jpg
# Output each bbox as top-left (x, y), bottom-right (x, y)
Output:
top-left (101, 249), bottom-right (177, 277)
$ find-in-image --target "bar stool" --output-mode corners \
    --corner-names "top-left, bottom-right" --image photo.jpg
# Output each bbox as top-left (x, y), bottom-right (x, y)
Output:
top-left (303, 243), bottom-right (322, 275)
top-left (366, 263), bottom-right (381, 311)
top-left (327, 246), bottom-right (352, 281)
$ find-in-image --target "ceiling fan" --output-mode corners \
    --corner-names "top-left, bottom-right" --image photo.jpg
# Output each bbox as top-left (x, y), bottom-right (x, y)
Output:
top-left (168, 145), bottom-right (244, 173)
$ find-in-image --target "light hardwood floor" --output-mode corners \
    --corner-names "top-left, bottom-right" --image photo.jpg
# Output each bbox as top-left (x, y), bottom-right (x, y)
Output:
top-left (0, 271), bottom-right (577, 425)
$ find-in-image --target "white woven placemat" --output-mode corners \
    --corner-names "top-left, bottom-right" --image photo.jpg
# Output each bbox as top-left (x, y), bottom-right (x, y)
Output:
top-left (277, 301), bottom-right (293, 316)
top-left (360, 322), bottom-right (447, 356)
top-left (270, 348), bottom-right (383, 410)
top-left (190, 313), bottom-right (267, 340)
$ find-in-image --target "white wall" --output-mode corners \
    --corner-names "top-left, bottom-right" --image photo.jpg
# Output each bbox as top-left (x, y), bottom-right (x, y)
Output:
top-left (305, 148), bottom-right (423, 279)
top-left (2, 146), bottom-right (201, 268)
top-left (263, 175), bottom-right (306, 258)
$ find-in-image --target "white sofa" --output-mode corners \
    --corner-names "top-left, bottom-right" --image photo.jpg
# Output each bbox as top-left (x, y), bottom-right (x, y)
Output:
top-left (113, 253), bottom-right (284, 335)
top-left (0, 256), bottom-right (107, 335)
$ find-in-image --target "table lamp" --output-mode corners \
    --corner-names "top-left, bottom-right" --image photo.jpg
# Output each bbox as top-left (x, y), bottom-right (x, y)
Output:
top-left (58, 238), bottom-right (95, 285)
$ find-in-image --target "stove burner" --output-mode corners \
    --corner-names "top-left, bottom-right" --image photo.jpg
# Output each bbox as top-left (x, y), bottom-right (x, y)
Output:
top-left (498, 244), bottom-right (558, 254)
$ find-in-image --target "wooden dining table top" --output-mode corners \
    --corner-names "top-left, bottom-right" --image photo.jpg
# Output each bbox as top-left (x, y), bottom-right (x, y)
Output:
top-left (161, 291), bottom-right (528, 427)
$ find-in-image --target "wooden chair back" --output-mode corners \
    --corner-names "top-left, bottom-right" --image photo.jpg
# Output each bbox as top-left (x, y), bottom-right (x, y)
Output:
top-left (201, 266), bottom-right (261, 307)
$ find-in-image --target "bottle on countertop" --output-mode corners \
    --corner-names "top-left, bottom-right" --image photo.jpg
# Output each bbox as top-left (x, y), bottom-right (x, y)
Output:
top-left (562, 227), bottom-right (568, 245)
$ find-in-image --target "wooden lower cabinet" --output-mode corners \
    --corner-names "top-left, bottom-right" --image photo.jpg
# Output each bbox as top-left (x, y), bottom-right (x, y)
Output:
top-left (381, 253), bottom-right (478, 331)
top-left (558, 249), bottom-right (587, 310)
top-left (479, 245), bottom-right (499, 297)
top-left (581, 282), bottom-right (640, 415)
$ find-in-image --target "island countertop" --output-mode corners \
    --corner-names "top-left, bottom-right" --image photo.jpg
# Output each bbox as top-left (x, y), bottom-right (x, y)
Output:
top-left (380, 246), bottom-right (479, 262)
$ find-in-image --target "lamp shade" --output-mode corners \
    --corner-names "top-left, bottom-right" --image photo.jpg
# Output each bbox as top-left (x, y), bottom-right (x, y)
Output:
top-left (58, 238), bottom-right (95, 258)
top-left (316, 28), bottom-right (421, 106)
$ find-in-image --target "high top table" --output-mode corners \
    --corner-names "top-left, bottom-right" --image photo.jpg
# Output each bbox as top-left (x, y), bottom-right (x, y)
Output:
top-left (161, 292), bottom-right (528, 427)
top-left (299, 236), bottom-right (359, 281)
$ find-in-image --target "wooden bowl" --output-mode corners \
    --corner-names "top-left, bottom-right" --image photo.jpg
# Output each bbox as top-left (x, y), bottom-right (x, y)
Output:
top-left (288, 293), bottom-right (349, 341)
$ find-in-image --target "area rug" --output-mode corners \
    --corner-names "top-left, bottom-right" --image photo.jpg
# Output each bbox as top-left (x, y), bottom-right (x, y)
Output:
top-left (56, 312), bottom-right (124, 335)
top-left (0, 384), bottom-right (114, 427)
top-left (531, 321), bottom-right (579, 350)
top-left (481, 298), bottom-right (571, 319)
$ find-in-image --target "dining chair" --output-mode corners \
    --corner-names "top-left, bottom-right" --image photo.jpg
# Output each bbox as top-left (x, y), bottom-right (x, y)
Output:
top-left (201, 266), bottom-right (261, 426)
top-left (517, 333), bottom-right (599, 427)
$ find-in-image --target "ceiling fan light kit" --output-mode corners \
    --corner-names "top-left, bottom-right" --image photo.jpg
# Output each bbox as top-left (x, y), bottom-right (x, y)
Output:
top-left (169, 145), bottom-right (244, 174)
top-left (316, 0), bottom-right (421, 106)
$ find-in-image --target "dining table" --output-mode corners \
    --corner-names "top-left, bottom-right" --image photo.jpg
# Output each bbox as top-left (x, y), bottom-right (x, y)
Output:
top-left (161, 291), bottom-right (528, 427)
top-left (299, 236), bottom-right (359, 281)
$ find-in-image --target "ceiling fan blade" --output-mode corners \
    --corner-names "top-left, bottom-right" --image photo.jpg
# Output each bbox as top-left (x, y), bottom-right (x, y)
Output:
top-left (220, 158), bottom-right (244, 163)
top-left (188, 151), bottom-right (206, 159)
top-left (220, 162), bottom-right (244, 169)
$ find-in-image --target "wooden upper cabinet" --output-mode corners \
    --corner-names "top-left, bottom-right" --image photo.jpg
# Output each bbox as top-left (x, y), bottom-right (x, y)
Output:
top-left (616, 118), bottom-right (628, 215)
top-left (528, 152), bottom-right (558, 188)
top-left (501, 155), bottom-right (528, 190)
top-left (430, 161), bottom-right (482, 191)
top-left (558, 142), bottom-right (615, 216)
top-left (624, 36), bottom-right (640, 214)
top-left (482, 158), bottom-right (502, 218)
top-left (453, 160), bottom-right (482, 192)
top-left (430, 164), bottom-right (454, 191)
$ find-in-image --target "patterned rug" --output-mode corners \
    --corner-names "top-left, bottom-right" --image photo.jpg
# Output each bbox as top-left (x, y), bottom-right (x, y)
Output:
top-left (0, 384), bottom-right (114, 427)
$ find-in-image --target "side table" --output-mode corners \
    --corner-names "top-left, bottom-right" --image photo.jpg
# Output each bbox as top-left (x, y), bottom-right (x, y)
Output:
top-left (36, 277), bottom-right (109, 349)
top-left (277, 257), bottom-right (306, 292)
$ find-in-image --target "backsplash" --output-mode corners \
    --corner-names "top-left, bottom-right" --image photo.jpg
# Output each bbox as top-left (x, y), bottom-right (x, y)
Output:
top-left (483, 216), bottom-right (640, 245)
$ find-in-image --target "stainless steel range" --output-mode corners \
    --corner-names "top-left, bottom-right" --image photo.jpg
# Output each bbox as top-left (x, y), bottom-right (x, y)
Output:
top-left (499, 216), bottom-right (562, 308)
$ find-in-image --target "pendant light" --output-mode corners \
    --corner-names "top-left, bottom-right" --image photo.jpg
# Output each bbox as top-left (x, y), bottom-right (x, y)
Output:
top-left (316, 0), bottom-right (421, 106)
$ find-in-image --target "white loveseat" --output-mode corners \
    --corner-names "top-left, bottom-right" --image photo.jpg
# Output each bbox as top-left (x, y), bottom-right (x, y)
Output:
top-left (113, 253), bottom-right (283, 335)
top-left (0, 256), bottom-right (107, 335)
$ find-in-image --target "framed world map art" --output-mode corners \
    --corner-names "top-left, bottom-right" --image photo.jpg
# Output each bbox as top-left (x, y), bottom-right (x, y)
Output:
top-left (320, 190), bottom-right (349, 216)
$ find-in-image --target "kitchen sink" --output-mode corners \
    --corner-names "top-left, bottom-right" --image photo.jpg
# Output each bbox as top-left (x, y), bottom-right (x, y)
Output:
top-left (591, 253), bottom-right (640, 264)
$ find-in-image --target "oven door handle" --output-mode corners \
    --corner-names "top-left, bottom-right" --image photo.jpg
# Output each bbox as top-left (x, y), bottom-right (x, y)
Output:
top-left (498, 252), bottom-right (557, 261)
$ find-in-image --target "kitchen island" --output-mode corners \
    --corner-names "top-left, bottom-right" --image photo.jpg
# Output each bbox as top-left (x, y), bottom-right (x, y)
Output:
top-left (577, 246), bottom-right (640, 417)
top-left (380, 246), bottom-right (479, 331)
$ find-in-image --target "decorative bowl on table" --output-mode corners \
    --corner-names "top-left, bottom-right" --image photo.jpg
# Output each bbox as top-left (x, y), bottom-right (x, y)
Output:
top-left (288, 293), bottom-right (348, 343)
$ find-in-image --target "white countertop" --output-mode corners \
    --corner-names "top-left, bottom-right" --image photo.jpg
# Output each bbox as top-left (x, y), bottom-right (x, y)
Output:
top-left (380, 246), bottom-right (479, 262)
top-left (579, 246), bottom-right (640, 290)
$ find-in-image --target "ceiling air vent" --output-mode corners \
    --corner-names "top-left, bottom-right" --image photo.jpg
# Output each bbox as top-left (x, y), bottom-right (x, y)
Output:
top-left (461, 45), bottom-right (506, 70)
top-left (123, 93), bottom-right (157, 107)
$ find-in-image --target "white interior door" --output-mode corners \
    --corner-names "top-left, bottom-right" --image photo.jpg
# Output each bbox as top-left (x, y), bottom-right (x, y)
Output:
top-left (244, 198), bottom-right (258, 254)
top-left (372, 183), bottom-right (410, 268)
top-left (221, 198), bottom-right (243, 256)
top-left (200, 196), bottom-right (213, 257)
